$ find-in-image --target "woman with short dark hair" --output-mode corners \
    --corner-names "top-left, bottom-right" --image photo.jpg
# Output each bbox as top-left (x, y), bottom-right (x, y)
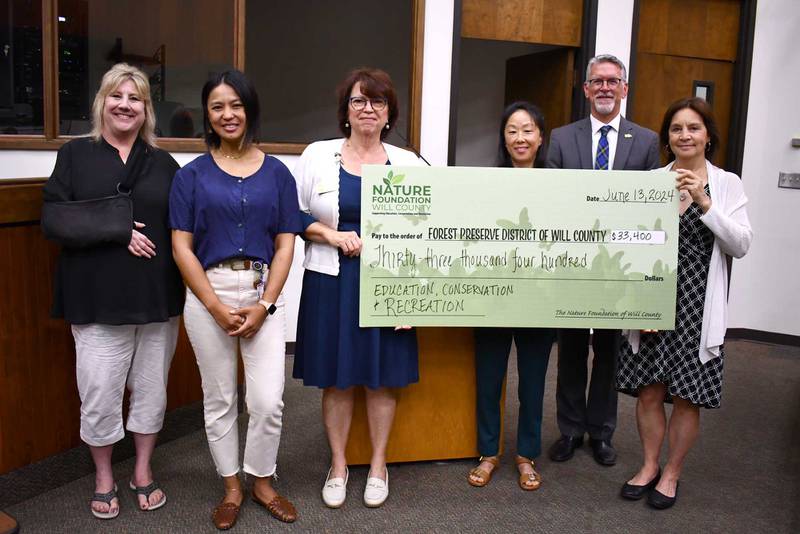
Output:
top-left (293, 67), bottom-right (421, 509)
top-left (170, 69), bottom-right (301, 528)
top-left (467, 101), bottom-right (554, 491)
top-left (617, 97), bottom-right (752, 509)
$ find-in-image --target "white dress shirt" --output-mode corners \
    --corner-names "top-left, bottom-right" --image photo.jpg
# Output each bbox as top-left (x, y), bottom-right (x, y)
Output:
top-left (590, 113), bottom-right (622, 170)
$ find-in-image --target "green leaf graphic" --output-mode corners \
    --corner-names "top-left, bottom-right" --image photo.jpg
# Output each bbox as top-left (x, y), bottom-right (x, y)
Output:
top-left (364, 220), bottom-right (383, 235)
top-left (496, 208), bottom-right (532, 229)
top-left (402, 213), bottom-right (428, 226)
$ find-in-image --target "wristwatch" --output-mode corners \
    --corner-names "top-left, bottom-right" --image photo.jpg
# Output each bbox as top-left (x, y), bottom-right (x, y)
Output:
top-left (258, 300), bottom-right (277, 315)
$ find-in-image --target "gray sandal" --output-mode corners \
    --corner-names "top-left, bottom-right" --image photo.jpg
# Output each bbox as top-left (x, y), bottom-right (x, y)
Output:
top-left (129, 481), bottom-right (167, 511)
top-left (90, 484), bottom-right (119, 519)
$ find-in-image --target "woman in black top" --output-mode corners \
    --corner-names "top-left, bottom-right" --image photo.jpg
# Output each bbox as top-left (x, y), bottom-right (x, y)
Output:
top-left (42, 63), bottom-right (184, 520)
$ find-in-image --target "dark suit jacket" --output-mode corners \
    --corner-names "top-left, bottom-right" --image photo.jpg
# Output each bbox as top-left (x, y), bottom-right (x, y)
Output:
top-left (546, 116), bottom-right (660, 170)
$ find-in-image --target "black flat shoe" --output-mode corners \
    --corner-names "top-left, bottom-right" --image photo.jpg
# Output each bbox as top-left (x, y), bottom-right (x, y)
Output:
top-left (549, 435), bottom-right (584, 462)
top-left (620, 469), bottom-right (661, 500)
top-left (589, 439), bottom-right (617, 466)
top-left (647, 481), bottom-right (679, 509)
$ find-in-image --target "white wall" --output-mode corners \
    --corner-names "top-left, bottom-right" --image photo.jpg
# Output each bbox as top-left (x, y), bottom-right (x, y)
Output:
top-left (727, 0), bottom-right (800, 336)
top-left (420, 0), bottom-right (454, 166)
top-left (595, 0), bottom-right (635, 116)
top-left (0, 150), bottom-right (59, 179)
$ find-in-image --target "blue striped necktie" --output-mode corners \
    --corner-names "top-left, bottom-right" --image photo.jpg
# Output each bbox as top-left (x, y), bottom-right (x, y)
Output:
top-left (594, 125), bottom-right (612, 170)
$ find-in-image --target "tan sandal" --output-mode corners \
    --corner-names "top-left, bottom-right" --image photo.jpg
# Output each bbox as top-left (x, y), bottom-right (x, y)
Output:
top-left (515, 455), bottom-right (542, 491)
top-left (468, 455), bottom-right (500, 487)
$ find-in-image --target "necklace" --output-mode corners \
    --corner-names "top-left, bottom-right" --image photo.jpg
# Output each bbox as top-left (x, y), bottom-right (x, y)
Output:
top-left (344, 139), bottom-right (384, 164)
top-left (219, 150), bottom-right (244, 160)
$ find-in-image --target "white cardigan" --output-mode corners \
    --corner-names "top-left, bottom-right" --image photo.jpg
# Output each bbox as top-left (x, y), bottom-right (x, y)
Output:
top-left (625, 160), bottom-right (753, 364)
top-left (294, 138), bottom-right (422, 276)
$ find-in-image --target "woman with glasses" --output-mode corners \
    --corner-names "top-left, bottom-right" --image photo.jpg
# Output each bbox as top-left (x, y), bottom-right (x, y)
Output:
top-left (467, 102), bottom-right (554, 492)
top-left (170, 69), bottom-right (301, 528)
top-left (292, 67), bottom-right (421, 509)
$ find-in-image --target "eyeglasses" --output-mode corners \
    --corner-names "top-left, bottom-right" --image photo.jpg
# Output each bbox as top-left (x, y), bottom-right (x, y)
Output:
top-left (586, 77), bottom-right (624, 89)
top-left (349, 96), bottom-right (388, 111)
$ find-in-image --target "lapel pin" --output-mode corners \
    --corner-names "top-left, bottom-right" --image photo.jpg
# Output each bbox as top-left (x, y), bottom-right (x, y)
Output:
top-left (624, 133), bottom-right (633, 138)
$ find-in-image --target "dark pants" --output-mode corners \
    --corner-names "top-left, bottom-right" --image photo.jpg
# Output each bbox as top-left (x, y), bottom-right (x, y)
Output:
top-left (475, 327), bottom-right (554, 459)
top-left (555, 328), bottom-right (620, 440)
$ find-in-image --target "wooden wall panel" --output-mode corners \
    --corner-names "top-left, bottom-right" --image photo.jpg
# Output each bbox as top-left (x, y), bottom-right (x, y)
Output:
top-left (0, 180), bottom-right (45, 224)
top-left (346, 328), bottom-right (479, 463)
top-left (462, 0), bottom-right (582, 46)
top-left (166, 326), bottom-right (203, 411)
top-left (0, 181), bottom-right (203, 474)
top-left (0, 224), bottom-right (80, 473)
top-left (638, 0), bottom-right (740, 61)
top-left (633, 53), bottom-right (734, 165)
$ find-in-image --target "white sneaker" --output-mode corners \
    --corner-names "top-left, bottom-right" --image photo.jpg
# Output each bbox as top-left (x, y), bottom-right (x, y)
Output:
top-left (322, 466), bottom-right (348, 508)
top-left (363, 468), bottom-right (389, 508)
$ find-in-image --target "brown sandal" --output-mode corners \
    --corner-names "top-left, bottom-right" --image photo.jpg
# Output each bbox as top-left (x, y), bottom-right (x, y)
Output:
top-left (515, 455), bottom-right (542, 491)
top-left (468, 455), bottom-right (500, 487)
top-left (253, 493), bottom-right (298, 523)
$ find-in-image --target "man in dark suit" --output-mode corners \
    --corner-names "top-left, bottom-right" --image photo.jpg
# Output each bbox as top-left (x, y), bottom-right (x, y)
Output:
top-left (546, 54), bottom-right (660, 466)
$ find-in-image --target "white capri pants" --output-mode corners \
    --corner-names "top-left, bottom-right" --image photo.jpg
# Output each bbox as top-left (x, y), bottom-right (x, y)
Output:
top-left (183, 265), bottom-right (286, 478)
top-left (72, 317), bottom-right (180, 447)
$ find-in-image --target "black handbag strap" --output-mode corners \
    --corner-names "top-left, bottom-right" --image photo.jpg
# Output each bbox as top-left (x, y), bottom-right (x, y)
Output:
top-left (116, 140), bottom-right (150, 196)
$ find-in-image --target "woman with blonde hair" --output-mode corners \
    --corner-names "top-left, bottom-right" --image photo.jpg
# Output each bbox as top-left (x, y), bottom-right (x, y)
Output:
top-left (42, 63), bottom-right (184, 519)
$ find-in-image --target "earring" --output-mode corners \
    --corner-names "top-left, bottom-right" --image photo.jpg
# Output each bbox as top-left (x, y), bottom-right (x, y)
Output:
top-left (665, 144), bottom-right (671, 153)
top-left (705, 141), bottom-right (711, 152)
top-left (345, 121), bottom-right (350, 128)
top-left (385, 123), bottom-right (390, 130)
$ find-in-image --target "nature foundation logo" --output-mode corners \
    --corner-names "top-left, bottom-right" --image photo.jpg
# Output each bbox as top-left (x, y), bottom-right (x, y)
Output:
top-left (371, 170), bottom-right (432, 215)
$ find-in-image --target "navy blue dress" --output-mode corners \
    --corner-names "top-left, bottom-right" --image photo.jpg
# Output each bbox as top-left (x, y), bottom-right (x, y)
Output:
top-left (293, 166), bottom-right (419, 389)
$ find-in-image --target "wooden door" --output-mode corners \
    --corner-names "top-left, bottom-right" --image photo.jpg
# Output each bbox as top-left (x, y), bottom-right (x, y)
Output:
top-left (505, 47), bottom-right (575, 132)
top-left (630, 0), bottom-right (741, 167)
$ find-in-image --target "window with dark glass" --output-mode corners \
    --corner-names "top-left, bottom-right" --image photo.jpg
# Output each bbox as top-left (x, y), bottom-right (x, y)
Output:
top-left (0, 0), bottom-right (44, 135)
top-left (56, 0), bottom-right (235, 137)
top-left (245, 1), bottom-right (414, 145)
top-left (0, 0), bottom-right (422, 150)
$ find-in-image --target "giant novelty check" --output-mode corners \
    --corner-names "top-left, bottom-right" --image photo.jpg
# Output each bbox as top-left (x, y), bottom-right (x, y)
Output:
top-left (359, 166), bottom-right (678, 329)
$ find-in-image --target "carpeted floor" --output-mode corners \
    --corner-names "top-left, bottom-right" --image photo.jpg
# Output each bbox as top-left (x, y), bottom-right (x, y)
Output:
top-left (3, 339), bottom-right (799, 533)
